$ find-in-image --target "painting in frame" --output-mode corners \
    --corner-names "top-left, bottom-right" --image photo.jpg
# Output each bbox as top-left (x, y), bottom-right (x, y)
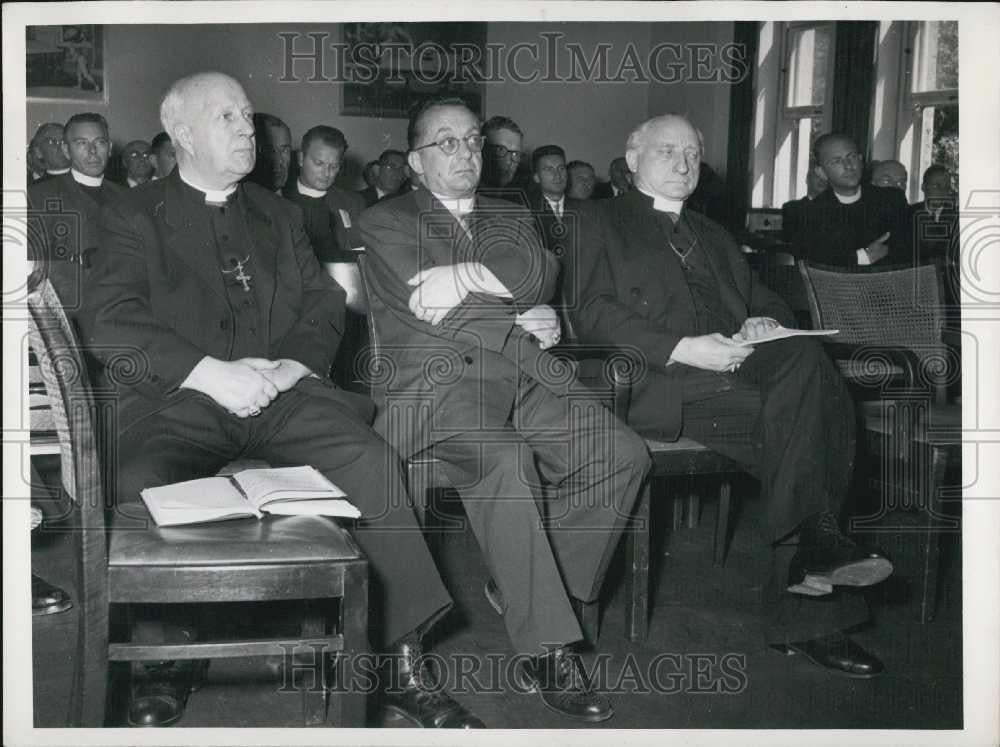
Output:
top-left (26, 25), bottom-right (107, 104)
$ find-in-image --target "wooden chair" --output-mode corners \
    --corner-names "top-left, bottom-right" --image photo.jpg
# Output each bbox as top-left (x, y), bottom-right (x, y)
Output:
top-left (27, 280), bottom-right (369, 727)
top-left (797, 261), bottom-right (962, 622)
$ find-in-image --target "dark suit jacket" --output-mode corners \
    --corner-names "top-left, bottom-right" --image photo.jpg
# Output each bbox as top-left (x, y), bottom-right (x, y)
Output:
top-left (800, 185), bottom-right (910, 266)
top-left (908, 199), bottom-right (959, 264)
top-left (780, 195), bottom-right (814, 257)
top-left (565, 190), bottom-right (795, 440)
top-left (78, 170), bottom-right (362, 432)
top-left (526, 188), bottom-right (585, 256)
top-left (285, 184), bottom-right (367, 262)
top-left (358, 185), bottom-right (406, 208)
top-left (358, 187), bottom-right (561, 458)
top-left (28, 172), bottom-right (125, 314)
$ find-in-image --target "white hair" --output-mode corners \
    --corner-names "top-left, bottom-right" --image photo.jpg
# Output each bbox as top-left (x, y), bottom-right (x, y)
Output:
top-left (159, 71), bottom-right (241, 142)
top-left (626, 114), bottom-right (705, 155)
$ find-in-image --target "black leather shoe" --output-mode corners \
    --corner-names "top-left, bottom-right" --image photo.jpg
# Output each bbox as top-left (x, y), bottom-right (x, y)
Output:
top-left (781, 633), bottom-right (885, 678)
top-left (521, 646), bottom-right (613, 722)
top-left (787, 512), bottom-right (893, 595)
top-left (382, 637), bottom-right (485, 728)
top-left (484, 578), bottom-right (505, 616)
top-left (32, 574), bottom-right (73, 616)
top-left (127, 660), bottom-right (209, 727)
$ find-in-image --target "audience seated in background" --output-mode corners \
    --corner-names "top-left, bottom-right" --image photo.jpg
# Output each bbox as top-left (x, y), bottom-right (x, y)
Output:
top-left (528, 144), bottom-right (584, 257)
top-left (150, 131), bottom-right (177, 179)
top-left (284, 124), bottom-right (368, 388)
top-left (781, 166), bottom-right (828, 256)
top-left (362, 159), bottom-right (380, 188)
top-left (28, 122), bottom-right (72, 182)
top-left (121, 139), bottom-right (154, 187)
top-left (566, 160), bottom-right (597, 200)
top-left (594, 155), bottom-right (633, 198)
top-left (28, 112), bottom-right (123, 314)
top-left (359, 96), bottom-right (649, 724)
top-left (358, 149), bottom-right (408, 207)
top-left (909, 164), bottom-right (959, 309)
top-left (871, 159), bottom-right (908, 194)
top-left (479, 115), bottom-right (529, 203)
top-left (566, 112), bottom-right (894, 681)
top-left (249, 112), bottom-right (292, 194)
top-left (800, 133), bottom-right (910, 266)
top-left (78, 71), bottom-right (481, 731)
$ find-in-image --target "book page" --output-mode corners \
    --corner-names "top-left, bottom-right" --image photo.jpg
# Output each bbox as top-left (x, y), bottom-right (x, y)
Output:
top-left (140, 476), bottom-right (256, 526)
top-left (233, 466), bottom-right (345, 510)
top-left (263, 498), bottom-right (361, 518)
top-left (732, 326), bottom-right (839, 347)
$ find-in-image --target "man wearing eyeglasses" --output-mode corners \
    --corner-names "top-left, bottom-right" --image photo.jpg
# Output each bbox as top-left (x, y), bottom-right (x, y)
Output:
top-left (248, 112), bottom-right (293, 194)
top-left (358, 149), bottom-right (409, 207)
top-left (359, 97), bottom-right (650, 725)
top-left (28, 122), bottom-right (72, 181)
top-left (478, 115), bottom-right (529, 205)
top-left (28, 112), bottom-right (123, 314)
top-left (803, 133), bottom-right (910, 266)
top-left (121, 139), bottom-right (155, 188)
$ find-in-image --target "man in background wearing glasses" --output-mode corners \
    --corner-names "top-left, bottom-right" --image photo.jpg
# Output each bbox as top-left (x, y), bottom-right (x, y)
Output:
top-left (803, 133), bottom-right (910, 266)
top-left (121, 139), bottom-right (155, 188)
top-left (359, 97), bottom-right (650, 725)
top-left (478, 114), bottom-right (529, 205)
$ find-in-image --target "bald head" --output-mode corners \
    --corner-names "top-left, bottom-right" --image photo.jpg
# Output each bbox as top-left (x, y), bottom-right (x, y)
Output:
top-left (159, 72), bottom-right (255, 189)
top-left (871, 160), bottom-right (907, 192)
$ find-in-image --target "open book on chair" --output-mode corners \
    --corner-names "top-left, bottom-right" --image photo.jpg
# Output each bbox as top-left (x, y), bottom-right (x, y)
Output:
top-left (140, 466), bottom-right (360, 527)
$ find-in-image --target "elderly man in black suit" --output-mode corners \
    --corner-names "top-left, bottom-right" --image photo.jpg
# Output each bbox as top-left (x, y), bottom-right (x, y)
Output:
top-left (359, 97), bottom-right (650, 723)
top-left (28, 113), bottom-right (124, 317)
top-left (28, 122), bottom-right (72, 181)
top-left (79, 72), bottom-right (482, 730)
top-left (802, 133), bottom-right (910, 266)
top-left (566, 113), bottom-right (895, 680)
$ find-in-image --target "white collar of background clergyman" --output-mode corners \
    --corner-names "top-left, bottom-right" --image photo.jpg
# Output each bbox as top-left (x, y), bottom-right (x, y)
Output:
top-left (71, 169), bottom-right (103, 187)
top-left (433, 193), bottom-right (476, 217)
top-left (178, 168), bottom-right (237, 203)
top-left (297, 180), bottom-right (327, 198)
top-left (637, 187), bottom-right (684, 215)
top-left (833, 188), bottom-right (862, 205)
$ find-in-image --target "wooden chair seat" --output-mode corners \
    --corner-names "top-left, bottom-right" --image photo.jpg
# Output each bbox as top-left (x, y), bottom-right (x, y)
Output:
top-left (108, 514), bottom-right (361, 571)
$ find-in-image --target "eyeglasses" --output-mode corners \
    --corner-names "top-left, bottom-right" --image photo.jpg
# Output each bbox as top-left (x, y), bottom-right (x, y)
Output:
top-left (380, 162), bottom-right (406, 172)
top-left (126, 151), bottom-right (152, 160)
top-left (824, 152), bottom-right (862, 169)
top-left (40, 138), bottom-right (64, 147)
top-left (487, 143), bottom-right (523, 162)
top-left (414, 134), bottom-right (485, 156)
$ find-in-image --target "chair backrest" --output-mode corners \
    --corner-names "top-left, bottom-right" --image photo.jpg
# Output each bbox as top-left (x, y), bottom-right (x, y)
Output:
top-left (27, 279), bottom-right (110, 726)
top-left (798, 260), bottom-right (952, 394)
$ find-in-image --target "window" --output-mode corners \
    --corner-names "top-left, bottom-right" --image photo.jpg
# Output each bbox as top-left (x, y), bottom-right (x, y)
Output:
top-left (750, 22), bottom-right (836, 210)
top-left (899, 21), bottom-right (959, 198)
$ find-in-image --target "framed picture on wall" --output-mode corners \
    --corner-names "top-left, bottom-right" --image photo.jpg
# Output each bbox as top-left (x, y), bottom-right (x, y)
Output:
top-left (26, 25), bottom-right (107, 103)
top-left (341, 22), bottom-right (485, 118)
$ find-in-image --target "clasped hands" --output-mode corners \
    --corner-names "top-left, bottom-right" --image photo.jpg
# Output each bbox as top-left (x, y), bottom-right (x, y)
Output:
top-left (670, 317), bottom-right (779, 373)
top-left (181, 356), bottom-right (312, 418)
top-left (407, 263), bottom-right (560, 349)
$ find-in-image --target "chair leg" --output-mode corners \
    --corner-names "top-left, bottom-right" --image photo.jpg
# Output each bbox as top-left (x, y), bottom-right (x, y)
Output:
top-left (298, 601), bottom-right (326, 726)
top-left (329, 564), bottom-right (369, 727)
top-left (624, 480), bottom-right (651, 642)
top-left (917, 446), bottom-right (948, 624)
top-left (713, 480), bottom-right (733, 567)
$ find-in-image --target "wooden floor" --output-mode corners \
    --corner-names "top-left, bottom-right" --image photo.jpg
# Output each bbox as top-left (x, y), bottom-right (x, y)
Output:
top-left (32, 482), bottom-right (963, 730)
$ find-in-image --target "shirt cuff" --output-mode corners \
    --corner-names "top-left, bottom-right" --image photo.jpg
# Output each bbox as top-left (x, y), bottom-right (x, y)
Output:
top-left (856, 248), bottom-right (872, 266)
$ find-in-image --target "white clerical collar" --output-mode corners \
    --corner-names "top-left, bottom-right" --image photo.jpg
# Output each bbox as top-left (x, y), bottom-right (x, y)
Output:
top-left (432, 192), bottom-right (476, 217)
top-left (833, 188), bottom-right (862, 205)
top-left (638, 187), bottom-right (685, 215)
top-left (612, 185), bottom-right (622, 197)
top-left (71, 169), bottom-right (104, 187)
top-left (48, 167), bottom-right (70, 176)
top-left (297, 180), bottom-right (327, 198)
top-left (178, 168), bottom-right (237, 203)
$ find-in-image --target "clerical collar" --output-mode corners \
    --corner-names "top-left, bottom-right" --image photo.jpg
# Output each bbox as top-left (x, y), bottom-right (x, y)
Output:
top-left (48, 167), bottom-right (70, 176)
top-left (178, 169), bottom-right (237, 203)
top-left (833, 188), bottom-right (862, 205)
top-left (71, 169), bottom-right (103, 187)
top-left (638, 187), bottom-right (684, 215)
top-left (432, 192), bottom-right (476, 217)
top-left (297, 180), bottom-right (327, 198)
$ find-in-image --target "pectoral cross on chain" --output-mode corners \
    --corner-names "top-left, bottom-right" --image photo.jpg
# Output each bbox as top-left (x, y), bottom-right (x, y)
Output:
top-left (222, 254), bottom-right (253, 292)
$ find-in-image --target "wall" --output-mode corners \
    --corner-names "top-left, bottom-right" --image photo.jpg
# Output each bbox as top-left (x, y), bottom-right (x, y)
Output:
top-left (27, 22), bottom-right (735, 186)
top-left (646, 21), bottom-right (735, 177)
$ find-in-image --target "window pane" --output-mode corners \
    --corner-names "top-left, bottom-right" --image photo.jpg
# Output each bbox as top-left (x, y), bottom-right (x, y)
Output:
top-left (913, 21), bottom-right (958, 93)
top-left (792, 117), bottom-right (822, 199)
top-left (786, 25), bottom-right (831, 108)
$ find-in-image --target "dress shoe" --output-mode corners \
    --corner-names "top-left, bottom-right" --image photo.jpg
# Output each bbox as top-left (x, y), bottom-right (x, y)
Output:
top-left (521, 646), bottom-right (613, 722)
top-left (781, 632), bottom-right (885, 678)
top-left (127, 660), bottom-right (209, 727)
top-left (32, 574), bottom-right (73, 616)
top-left (787, 512), bottom-right (893, 595)
top-left (484, 578), bottom-right (505, 615)
top-left (382, 637), bottom-right (485, 728)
